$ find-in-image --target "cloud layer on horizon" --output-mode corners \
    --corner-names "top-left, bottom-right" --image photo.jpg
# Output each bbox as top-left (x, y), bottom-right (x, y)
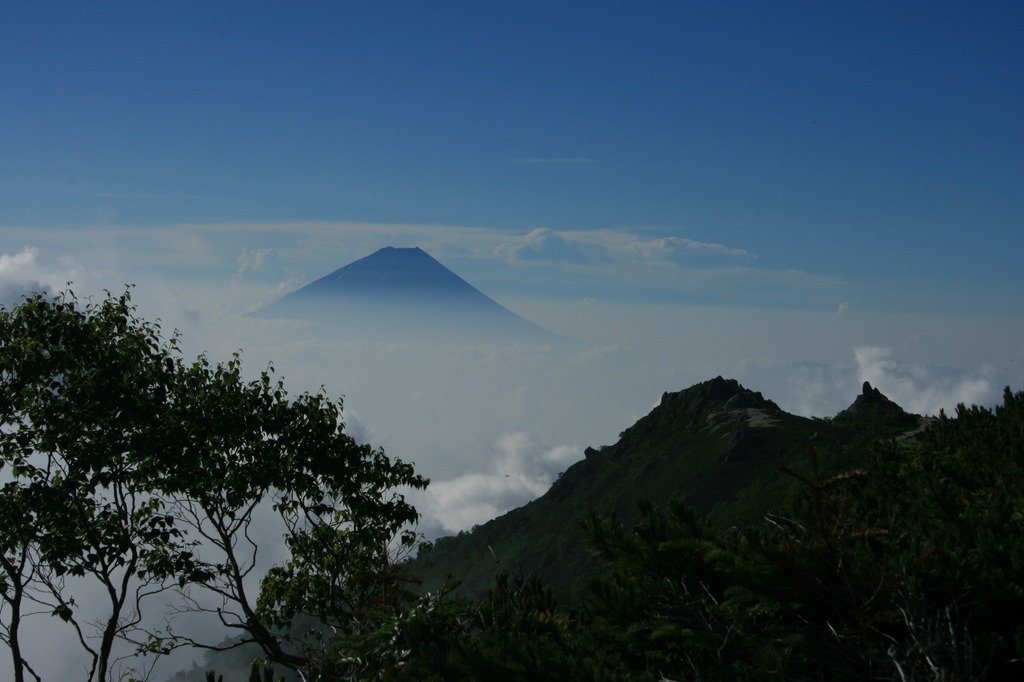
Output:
top-left (2, 221), bottom-right (840, 312)
top-left (1, 241), bottom-right (1020, 541)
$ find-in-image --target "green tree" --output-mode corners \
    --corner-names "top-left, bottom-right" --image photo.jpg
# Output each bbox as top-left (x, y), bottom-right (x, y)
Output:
top-left (583, 499), bottom-right (800, 680)
top-left (581, 390), bottom-right (1024, 681)
top-left (0, 289), bottom-right (428, 680)
top-left (857, 388), bottom-right (1024, 680)
top-left (0, 288), bottom-right (199, 682)
top-left (374, 572), bottom-right (625, 682)
top-left (0, 482), bottom-right (45, 682)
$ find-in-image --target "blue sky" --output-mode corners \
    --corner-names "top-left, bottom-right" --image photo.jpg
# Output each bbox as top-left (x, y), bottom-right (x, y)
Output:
top-left (3, 1), bottom-right (1021, 311)
top-left (2, 2), bottom-right (1022, 538)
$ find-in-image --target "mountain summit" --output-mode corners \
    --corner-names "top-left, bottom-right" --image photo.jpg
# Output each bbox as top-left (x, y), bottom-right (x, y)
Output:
top-left (249, 247), bottom-right (563, 344)
top-left (283, 247), bottom-right (496, 304)
top-left (409, 377), bottom-right (930, 598)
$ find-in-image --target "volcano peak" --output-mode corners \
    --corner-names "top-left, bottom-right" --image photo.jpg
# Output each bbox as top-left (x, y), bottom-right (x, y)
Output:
top-left (249, 247), bottom-right (565, 345)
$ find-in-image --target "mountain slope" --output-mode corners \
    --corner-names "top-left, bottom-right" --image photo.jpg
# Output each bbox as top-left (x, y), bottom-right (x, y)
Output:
top-left (408, 377), bottom-right (931, 600)
top-left (249, 247), bottom-right (563, 344)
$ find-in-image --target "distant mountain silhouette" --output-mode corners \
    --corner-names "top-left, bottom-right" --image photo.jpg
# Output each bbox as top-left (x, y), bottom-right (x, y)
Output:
top-left (248, 247), bottom-right (566, 344)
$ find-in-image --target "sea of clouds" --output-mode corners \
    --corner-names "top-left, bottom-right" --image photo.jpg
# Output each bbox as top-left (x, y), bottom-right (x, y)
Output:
top-left (1, 242), bottom-right (1020, 680)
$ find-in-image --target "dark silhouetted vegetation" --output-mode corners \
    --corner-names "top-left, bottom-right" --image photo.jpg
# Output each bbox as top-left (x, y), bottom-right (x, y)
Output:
top-left (0, 290), bottom-right (426, 681)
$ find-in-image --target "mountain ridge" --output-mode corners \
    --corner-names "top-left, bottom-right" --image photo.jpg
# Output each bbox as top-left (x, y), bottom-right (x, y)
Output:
top-left (408, 376), bottom-right (929, 600)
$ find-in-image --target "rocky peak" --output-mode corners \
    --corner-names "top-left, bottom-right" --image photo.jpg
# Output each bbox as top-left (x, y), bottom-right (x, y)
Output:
top-left (614, 377), bottom-right (784, 442)
top-left (835, 381), bottom-right (918, 429)
top-left (659, 376), bottom-right (780, 414)
top-left (246, 246), bottom-right (563, 344)
top-left (841, 381), bottom-right (905, 416)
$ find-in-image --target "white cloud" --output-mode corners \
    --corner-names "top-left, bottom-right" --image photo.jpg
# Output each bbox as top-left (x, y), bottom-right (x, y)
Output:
top-left (4, 221), bottom-right (846, 310)
top-left (0, 246), bottom-right (87, 307)
top-left (626, 236), bottom-right (755, 262)
top-left (412, 432), bottom-right (581, 537)
top-left (853, 346), bottom-right (999, 417)
top-left (233, 247), bottom-right (278, 281)
top-left (729, 359), bottom-right (860, 418)
top-left (341, 409), bottom-right (373, 446)
top-left (0, 247), bottom-right (49, 305)
top-left (496, 228), bottom-right (586, 263)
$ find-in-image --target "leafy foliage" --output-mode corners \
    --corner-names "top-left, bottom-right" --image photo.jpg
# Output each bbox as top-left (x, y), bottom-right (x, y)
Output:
top-left (0, 289), bottom-right (427, 681)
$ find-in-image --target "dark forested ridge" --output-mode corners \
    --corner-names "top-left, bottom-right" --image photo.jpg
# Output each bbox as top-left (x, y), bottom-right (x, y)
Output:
top-left (407, 376), bottom-right (931, 600)
top-left (173, 376), bottom-right (1024, 681)
top-left (390, 382), bottom-right (1023, 681)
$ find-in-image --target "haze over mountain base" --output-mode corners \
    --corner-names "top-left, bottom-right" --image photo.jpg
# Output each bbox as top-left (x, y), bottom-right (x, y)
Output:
top-left (248, 246), bottom-right (569, 346)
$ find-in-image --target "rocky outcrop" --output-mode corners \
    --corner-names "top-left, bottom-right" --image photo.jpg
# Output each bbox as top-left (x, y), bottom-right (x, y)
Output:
top-left (659, 376), bottom-right (781, 415)
top-left (836, 381), bottom-right (917, 428)
top-left (841, 381), bottom-right (906, 417)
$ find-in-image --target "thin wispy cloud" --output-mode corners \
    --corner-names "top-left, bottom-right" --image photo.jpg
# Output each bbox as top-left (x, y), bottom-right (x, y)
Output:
top-left (86, 192), bottom-right (234, 201)
top-left (0, 220), bottom-right (847, 310)
top-left (626, 236), bottom-right (756, 262)
top-left (510, 157), bottom-right (600, 164)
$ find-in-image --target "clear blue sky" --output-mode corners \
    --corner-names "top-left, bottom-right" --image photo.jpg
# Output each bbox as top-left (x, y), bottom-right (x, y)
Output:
top-left (2, 0), bottom-right (1021, 314)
